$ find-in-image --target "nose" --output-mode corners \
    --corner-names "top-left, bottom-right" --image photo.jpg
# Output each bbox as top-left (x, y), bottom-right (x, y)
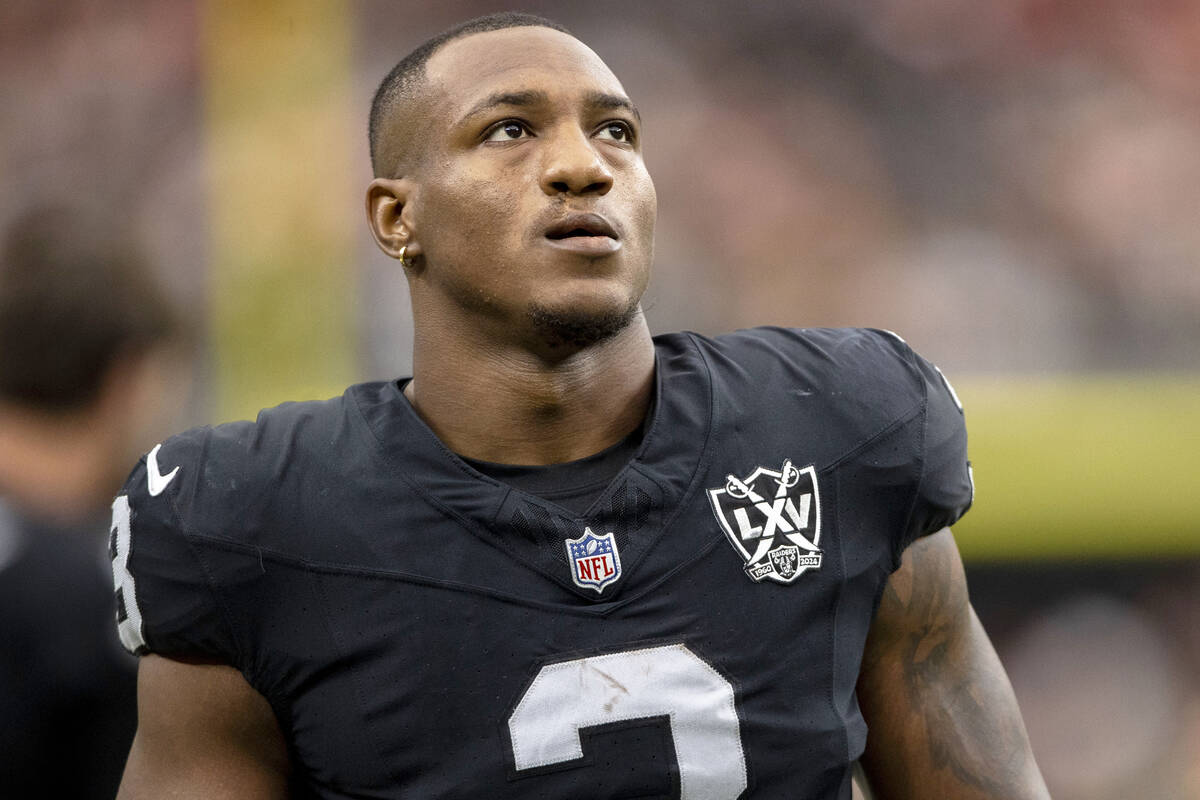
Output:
top-left (539, 127), bottom-right (613, 197)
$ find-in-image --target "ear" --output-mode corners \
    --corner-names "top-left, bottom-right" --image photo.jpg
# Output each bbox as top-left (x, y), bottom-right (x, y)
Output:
top-left (365, 178), bottom-right (421, 261)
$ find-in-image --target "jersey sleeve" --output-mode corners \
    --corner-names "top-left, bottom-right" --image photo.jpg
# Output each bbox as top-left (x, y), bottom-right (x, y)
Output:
top-left (109, 430), bottom-right (239, 663)
top-left (892, 336), bottom-right (974, 555)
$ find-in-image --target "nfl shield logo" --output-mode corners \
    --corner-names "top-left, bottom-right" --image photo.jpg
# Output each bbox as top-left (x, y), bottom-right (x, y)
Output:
top-left (566, 528), bottom-right (622, 593)
top-left (707, 459), bottom-right (823, 585)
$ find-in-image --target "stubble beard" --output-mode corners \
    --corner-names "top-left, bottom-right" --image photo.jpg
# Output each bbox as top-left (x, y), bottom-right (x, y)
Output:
top-left (527, 298), bottom-right (642, 352)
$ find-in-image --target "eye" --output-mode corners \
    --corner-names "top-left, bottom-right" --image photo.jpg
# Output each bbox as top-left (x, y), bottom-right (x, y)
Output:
top-left (596, 121), bottom-right (634, 143)
top-left (484, 120), bottom-right (531, 142)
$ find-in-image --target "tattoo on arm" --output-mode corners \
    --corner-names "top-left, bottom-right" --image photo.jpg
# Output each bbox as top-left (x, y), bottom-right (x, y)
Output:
top-left (861, 531), bottom-right (1048, 799)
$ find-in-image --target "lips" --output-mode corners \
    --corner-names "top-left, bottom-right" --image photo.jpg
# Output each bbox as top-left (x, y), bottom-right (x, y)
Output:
top-left (544, 212), bottom-right (618, 241)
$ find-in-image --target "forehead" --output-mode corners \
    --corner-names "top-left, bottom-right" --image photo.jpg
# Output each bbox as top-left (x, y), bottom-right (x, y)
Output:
top-left (424, 26), bottom-right (628, 116)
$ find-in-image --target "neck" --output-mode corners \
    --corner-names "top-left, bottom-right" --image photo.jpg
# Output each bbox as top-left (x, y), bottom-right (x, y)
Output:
top-left (406, 310), bottom-right (656, 465)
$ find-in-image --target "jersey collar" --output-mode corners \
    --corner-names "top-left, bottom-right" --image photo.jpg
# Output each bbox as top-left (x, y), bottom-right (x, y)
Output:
top-left (351, 333), bottom-right (716, 602)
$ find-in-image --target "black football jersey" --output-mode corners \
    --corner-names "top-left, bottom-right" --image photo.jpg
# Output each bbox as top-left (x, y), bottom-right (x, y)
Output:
top-left (110, 327), bottom-right (972, 799)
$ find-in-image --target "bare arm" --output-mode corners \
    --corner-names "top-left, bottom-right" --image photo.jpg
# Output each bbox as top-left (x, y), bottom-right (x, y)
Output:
top-left (857, 528), bottom-right (1050, 800)
top-left (118, 654), bottom-right (291, 800)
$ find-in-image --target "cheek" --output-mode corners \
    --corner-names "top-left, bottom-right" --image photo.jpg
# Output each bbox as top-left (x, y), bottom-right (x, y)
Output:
top-left (443, 154), bottom-right (540, 218)
top-left (628, 172), bottom-right (658, 248)
top-left (641, 179), bottom-right (658, 236)
top-left (420, 177), bottom-right (514, 259)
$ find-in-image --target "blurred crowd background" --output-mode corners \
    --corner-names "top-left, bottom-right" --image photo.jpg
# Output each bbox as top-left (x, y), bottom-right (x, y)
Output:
top-left (1, 1), bottom-right (1197, 797)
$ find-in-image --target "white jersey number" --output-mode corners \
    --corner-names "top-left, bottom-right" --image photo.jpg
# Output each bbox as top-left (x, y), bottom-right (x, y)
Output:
top-left (508, 643), bottom-right (747, 799)
top-left (109, 494), bottom-right (147, 652)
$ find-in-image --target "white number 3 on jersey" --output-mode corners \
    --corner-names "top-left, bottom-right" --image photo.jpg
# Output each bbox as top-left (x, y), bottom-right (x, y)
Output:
top-left (508, 644), bottom-right (748, 799)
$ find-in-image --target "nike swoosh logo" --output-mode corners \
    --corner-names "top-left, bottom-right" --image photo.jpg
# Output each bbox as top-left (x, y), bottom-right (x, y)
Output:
top-left (147, 443), bottom-right (180, 497)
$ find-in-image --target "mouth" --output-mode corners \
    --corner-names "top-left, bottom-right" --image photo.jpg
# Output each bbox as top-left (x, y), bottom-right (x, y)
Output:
top-left (543, 213), bottom-right (621, 256)
top-left (544, 213), bottom-right (619, 241)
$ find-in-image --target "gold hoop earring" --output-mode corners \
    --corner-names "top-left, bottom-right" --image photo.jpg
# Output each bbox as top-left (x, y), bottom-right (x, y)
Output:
top-left (398, 244), bottom-right (411, 268)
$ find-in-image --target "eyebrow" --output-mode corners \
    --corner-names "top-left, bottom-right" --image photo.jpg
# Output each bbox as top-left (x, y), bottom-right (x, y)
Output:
top-left (583, 90), bottom-right (642, 124)
top-left (457, 88), bottom-right (642, 126)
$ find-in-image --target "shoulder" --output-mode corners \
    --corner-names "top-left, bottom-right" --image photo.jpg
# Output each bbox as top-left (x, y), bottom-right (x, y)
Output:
top-left (687, 327), bottom-right (972, 559)
top-left (124, 389), bottom-right (365, 545)
top-left (111, 387), bottom-right (372, 658)
top-left (679, 326), bottom-right (947, 430)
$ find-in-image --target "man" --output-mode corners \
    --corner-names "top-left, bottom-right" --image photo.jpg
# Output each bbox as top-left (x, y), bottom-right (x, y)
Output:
top-left (0, 206), bottom-right (185, 798)
top-left (114, 13), bottom-right (1050, 799)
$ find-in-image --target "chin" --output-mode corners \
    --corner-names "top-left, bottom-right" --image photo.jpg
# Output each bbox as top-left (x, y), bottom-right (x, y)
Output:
top-left (526, 295), bottom-right (641, 351)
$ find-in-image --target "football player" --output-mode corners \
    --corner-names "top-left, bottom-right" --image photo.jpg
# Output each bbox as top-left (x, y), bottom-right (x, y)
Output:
top-left (0, 206), bottom-right (184, 798)
top-left (113, 13), bottom-right (1051, 799)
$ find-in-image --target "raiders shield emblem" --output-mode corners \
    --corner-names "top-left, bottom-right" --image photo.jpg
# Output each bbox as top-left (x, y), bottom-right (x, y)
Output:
top-left (707, 459), bottom-right (823, 584)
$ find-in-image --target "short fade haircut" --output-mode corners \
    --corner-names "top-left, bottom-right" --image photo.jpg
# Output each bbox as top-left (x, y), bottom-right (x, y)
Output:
top-left (368, 12), bottom-right (572, 177)
top-left (0, 206), bottom-right (181, 413)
